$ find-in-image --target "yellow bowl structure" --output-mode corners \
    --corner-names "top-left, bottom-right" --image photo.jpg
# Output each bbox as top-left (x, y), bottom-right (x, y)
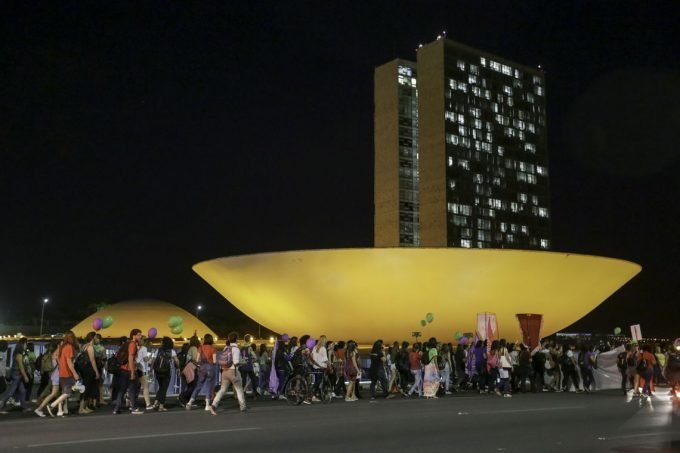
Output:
top-left (193, 248), bottom-right (641, 344)
top-left (71, 299), bottom-right (217, 340)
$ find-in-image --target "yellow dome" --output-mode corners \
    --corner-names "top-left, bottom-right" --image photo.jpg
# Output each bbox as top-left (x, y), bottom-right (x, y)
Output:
top-left (71, 299), bottom-right (217, 340)
top-left (193, 248), bottom-right (641, 344)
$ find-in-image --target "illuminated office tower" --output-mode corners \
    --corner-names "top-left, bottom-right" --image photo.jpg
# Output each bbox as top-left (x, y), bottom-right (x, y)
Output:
top-left (375, 38), bottom-right (551, 249)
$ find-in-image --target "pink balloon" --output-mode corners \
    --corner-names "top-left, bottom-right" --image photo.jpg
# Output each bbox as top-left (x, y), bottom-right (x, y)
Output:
top-left (306, 338), bottom-right (316, 349)
top-left (148, 327), bottom-right (157, 339)
top-left (459, 336), bottom-right (468, 346)
top-left (281, 333), bottom-right (289, 341)
top-left (92, 318), bottom-right (103, 331)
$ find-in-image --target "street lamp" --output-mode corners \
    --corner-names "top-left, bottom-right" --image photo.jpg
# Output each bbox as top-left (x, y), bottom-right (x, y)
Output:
top-left (40, 298), bottom-right (49, 336)
top-left (195, 305), bottom-right (202, 318)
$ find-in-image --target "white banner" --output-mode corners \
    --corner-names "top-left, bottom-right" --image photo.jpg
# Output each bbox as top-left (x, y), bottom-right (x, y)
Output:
top-left (630, 324), bottom-right (642, 341)
top-left (477, 313), bottom-right (497, 341)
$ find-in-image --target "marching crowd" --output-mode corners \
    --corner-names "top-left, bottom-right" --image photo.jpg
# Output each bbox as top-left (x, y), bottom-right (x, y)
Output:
top-left (1, 329), bottom-right (679, 418)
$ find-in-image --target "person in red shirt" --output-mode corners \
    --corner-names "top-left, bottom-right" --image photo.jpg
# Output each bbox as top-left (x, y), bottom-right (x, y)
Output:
top-left (48, 331), bottom-right (80, 417)
top-left (639, 344), bottom-right (657, 398)
top-left (113, 329), bottom-right (144, 415)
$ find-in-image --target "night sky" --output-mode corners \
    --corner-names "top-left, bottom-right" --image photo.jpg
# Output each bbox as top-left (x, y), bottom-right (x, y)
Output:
top-left (2, 2), bottom-right (679, 337)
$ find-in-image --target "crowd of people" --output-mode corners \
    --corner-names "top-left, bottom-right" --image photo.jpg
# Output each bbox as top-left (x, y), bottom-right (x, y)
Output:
top-left (0, 329), bottom-right (679, 418)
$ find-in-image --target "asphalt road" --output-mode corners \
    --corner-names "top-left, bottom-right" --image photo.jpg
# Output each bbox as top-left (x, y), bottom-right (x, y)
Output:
top-left (1, 390), bottom-right (678, 452)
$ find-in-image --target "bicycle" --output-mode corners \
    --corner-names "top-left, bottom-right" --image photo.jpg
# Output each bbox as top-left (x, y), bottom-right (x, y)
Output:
top-left (282, 372), bottom-right (309, 406)
top-left (311, 369), bottom-right (333, 404)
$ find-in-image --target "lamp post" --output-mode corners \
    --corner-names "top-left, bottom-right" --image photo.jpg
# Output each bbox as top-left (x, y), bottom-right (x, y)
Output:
top-left (195, 305), bottom-right (202, 318)
top-left (39, 298), bottom-right (49, 336)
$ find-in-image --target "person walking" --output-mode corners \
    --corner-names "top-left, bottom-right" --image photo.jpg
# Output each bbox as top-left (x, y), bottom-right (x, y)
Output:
top-left (616, 344), bottom-right (629, 395)
top-left (187, 334), bottom-right (217, 411)
top-left (178, 336), bottom-right (200, 407)
top-left (151, 336), bottom-right (179, 412)
top-left (423, 338), bottom-right (440, 399)
top-left (344, 340), bottom-right (359, 402)
top-left (48, 331), bottom-right (81, 416)
top-left (34, 340), bottom-right (60, 417)
top-left (408, 343), bottom-right (423, 397)
top-left (78, 332), bottom-right (100, 414)
top-left (369, 340), bottom-right (391, 400)
top-left (0, 340), bottom-right (31, 414)
top-left (135, 338), bottom-right (154, 410)
top-left (210, 332), bottom-right (246, 414)
top-left (112, 329), bottom-right (144, 415)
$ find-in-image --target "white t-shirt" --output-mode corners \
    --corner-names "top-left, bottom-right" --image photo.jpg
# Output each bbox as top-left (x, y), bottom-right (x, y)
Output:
top-left (136, 346), bottom-right (151, 374)
top-left (312, 346), bottom-right (328, 369)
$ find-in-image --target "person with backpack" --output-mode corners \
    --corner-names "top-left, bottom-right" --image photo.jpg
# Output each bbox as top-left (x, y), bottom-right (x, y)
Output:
top-left (187, 333), bottom-right (217, 411)
top-left (209, 331), bottom-right (246, 414)
top-left (239, 335), bottom-right (260, 399)
top-left (108, 336), bottom-right (128, 403)
top-left (616, 343), bottom-right (629, 395)
top-left (112, 328), bottom-right (144, 415)
top-left (33, 340), bottom-right (60, 417)
top-left (151, 336), bottom-right (179, 412)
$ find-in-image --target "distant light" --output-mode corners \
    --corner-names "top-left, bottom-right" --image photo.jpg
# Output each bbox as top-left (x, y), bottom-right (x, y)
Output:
top-left (43, 298), bottom-right (49, 304)
top-left (437, 35), bottom-right (442, 40)
top-left (197, 305), bottom-right (202, 310)
top-left (269, 336), bottom-right (274, 344)
top-left (443, 30), bottom-right (447, 35)
top-left (538, 65), bottom-right (542, 69)
top-left (419, 44), bottom-right (423, 48)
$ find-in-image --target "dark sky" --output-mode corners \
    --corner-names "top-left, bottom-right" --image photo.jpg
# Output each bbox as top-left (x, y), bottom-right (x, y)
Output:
top-left (2, 2), bottom-right (679, 337)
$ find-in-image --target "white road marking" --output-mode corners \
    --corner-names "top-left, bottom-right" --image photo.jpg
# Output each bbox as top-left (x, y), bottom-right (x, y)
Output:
top-left (27, 427), bottom-right (261, 448)
top-left (476, 405), bottom-right (587, 414)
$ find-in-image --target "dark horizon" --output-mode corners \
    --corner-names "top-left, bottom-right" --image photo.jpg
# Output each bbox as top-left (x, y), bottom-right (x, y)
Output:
top-left (2, 2), bottom-right (679, 338)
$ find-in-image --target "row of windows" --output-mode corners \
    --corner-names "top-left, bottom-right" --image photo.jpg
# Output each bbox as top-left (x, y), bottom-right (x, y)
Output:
top-left (398, 75), bottom-right (417, 87)
top-left (448, 202), bottom-right (550, 218)
top-left (458, 237), bottom-right (550, 249)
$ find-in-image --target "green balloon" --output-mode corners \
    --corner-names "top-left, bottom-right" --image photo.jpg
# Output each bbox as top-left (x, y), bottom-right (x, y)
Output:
top-left (168, 315), bottom-right (183, 328)
top-left (614, 327), bottom-right (622, 335)
top-left (102, 316), bottom-right (113, 329)
top-left (454, 331), bottom-right (463, 340)
top-left (171, 324), bottom-right (183, 335)
top-left (420, 320), bottom-right (427, 327)
top-left (426, 313), bottom-right (434, 323)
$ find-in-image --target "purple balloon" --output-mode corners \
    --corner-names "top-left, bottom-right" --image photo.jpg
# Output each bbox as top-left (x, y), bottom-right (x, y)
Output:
top-left (281, 333), bottom-right (289, 341)
top-left (148, 327), bottom-right (157, 339)
top-left (92, 318), bottom-right (103, 331)
top-left (306, 338), bottom-right (316, 349)
top-left (459, 336), bottom-right (468, 346)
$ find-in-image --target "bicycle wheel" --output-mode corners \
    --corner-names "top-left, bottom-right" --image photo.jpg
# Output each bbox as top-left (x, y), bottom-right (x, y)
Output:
top-left (284, 375), bottom-right (307, 406)
top-left (320, 376), bottom-right (333, 404)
